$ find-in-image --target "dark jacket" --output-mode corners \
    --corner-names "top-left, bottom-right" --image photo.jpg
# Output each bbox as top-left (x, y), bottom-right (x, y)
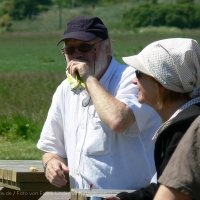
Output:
top-left (117, 103), bottom-right (200, 200)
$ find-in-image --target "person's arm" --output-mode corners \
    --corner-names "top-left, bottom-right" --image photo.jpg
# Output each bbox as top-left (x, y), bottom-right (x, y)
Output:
top-left (86, 75), bottom-right (135, 132)
top-left (68, 58), bottom-right (135, 133)
top-left (42, 152), bottom-right (69, 187)
top-left (115, 183), bottom-right (158, 200)
top-left (153, 185), bottom-right (191, 200)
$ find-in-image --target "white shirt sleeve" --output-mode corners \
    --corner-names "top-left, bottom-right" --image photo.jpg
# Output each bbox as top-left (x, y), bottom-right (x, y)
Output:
top-left (37, 82), bottom-right (66, 158)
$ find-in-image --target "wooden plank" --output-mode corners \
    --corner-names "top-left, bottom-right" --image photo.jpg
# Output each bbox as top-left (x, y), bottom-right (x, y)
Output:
top-left (15, 172), bottom-right (47, 182)
top-left (0, 160), bottom-right (70, 192)
top-left (0, 160), bottom-right (44, 172)
top-left (3, 170), bottom-right (8, 184)
top-left (0, 169), bottom-right (3, 181)
top-left (71, 190), bottom-right (78, 200)
top-left (0, 182), bottom-right (20, 190)
top-left (19, 182), bottom-right (70, 191)
top-left (0, 180), bottom-right (69, 192)
top-left (6, 170), bottom-right (12, 182)
top-left (1, 171), bottom-right (48, 183)
top-left (17, 172), bottom-right (69, 182)
top-left (0, 169), bottom-right (3, 182)
top-left (11, 171), bottom-right (16, 185)
top-left (71, 189), bottom-right (135, 200)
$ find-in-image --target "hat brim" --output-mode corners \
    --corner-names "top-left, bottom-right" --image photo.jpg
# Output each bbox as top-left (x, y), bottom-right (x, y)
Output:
top-left (57, 31), bottom-right (97, 45)
top-left (122, 55), bottom-right (151, 77)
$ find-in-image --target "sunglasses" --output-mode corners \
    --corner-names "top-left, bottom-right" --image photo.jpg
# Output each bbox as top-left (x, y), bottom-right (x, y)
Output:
top-left (135, 70), bottom-right (143, 79)
top-left (62, 40), bottom-right (102, 55)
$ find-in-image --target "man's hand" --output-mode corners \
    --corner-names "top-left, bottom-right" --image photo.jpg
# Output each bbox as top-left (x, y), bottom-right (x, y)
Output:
top-left (67, 59), bottom-right (94, 82)
top-left (44, 157), bottom-right (69, 187)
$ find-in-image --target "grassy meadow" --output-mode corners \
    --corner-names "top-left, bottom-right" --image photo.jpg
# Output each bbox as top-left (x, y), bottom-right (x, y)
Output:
top-left (1, 3), bottom-right (200, 159)
top-left (0, 32), bottom-right (66, 159)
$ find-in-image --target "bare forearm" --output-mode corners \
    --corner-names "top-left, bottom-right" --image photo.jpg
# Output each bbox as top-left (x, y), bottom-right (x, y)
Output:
top-left (86, 76), bottom-right (135, 132)
top-left (153, 185), bottom-right (191, 200)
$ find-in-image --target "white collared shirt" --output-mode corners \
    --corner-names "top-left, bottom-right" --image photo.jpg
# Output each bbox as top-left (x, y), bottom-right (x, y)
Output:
top-left (37, 58), bottom-right (162, 190)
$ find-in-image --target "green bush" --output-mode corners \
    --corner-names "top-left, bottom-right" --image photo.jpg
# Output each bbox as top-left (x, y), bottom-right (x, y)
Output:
top-left (0, 0), bottom-right (52, 20)
top-left (0, 115), bottom-right (40, 141)
top-left (123, 3), bottom-right (200, 29)
top-left (0, 14), bottom-right (11, 31)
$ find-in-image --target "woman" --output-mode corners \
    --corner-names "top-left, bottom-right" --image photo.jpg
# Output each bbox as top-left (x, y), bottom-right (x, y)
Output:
top-left (110, 38), bottom-right (200, 200)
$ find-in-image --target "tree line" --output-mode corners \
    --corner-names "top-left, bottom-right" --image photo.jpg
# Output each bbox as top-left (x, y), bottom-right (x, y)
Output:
top-left (123, 1), bottom-right (200, 29)
top-left (0, 0), bottom-right (200, 31)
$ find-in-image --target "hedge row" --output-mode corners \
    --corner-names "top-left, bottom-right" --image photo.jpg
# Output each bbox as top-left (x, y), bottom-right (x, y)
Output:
top-left (123, 3), bottom-right (200, 29)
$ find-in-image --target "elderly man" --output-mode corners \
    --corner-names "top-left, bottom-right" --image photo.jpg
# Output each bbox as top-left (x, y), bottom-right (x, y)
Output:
top-left (37, 16), bottom-right (161, 189)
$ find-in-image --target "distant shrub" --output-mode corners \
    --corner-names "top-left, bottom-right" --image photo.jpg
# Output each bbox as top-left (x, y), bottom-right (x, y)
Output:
top-left (0, 14), bottom-right (11, 31)
top-left (0, 115), bottom-right (40, 141)
top-left (123, 3), bottom-right (200, 29)
top-left (0, 0), bottom-right (52, 20)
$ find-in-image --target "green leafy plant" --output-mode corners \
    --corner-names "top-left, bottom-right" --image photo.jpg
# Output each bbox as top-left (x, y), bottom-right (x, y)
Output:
top-left (0, 115), bottom-right (40, 141)
top-left (123, 3), bottom-right (200, 29)
top-left (0, 14), bottom-right (11, 31)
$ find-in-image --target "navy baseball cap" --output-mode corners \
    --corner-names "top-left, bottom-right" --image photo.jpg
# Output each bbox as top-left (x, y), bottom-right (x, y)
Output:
top-left (57, 16), bottom-right (109, 45)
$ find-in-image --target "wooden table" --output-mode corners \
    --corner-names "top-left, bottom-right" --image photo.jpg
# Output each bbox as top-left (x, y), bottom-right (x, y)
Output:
top-left (0, 160), bottom-right (70, 200)
top-left (71, 189), bottom-right (135, 200)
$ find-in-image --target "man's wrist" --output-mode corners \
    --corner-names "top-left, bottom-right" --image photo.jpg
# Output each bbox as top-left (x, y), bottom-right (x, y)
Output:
top-left (43, 157), bottom-right (55, 172)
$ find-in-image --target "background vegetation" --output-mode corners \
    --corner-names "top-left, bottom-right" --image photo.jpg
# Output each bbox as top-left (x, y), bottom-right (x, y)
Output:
top-left (124, 3), bottom-right (200, 29)
top-left (1, 0), bottom-right (200, 159)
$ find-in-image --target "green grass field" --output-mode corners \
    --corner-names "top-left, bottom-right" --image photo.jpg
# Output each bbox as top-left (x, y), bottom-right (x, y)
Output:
top-left (1, 3), bottom-right (200, 159)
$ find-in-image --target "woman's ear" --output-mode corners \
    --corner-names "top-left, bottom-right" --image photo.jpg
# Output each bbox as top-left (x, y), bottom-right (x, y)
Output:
top-left (156, 83), bottom-right (165, 110)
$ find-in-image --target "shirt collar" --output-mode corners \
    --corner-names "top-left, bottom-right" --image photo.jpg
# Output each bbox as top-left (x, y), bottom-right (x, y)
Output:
top-left (152, 96), bottom-right (200, 141)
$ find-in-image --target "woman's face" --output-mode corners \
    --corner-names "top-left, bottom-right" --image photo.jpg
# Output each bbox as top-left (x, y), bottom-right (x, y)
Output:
top-left (133, 71), bottom-right (160, 109)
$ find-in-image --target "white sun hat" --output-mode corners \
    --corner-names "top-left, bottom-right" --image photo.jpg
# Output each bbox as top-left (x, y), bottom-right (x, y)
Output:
top-left (123, 38), bottom-right (200, 94)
